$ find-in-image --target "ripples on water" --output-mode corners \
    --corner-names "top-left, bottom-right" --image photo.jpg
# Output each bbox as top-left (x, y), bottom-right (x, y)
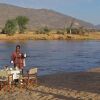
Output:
top-left (0, 40), bottom-right (100, 75)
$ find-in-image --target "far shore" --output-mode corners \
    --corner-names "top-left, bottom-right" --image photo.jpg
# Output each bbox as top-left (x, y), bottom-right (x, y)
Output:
top-left (0, 32), bottom-right (100, 40)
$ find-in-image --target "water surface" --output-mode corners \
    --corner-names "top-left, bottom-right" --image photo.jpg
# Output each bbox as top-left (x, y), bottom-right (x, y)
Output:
top-left (0, 40), bottom-right (100, 75)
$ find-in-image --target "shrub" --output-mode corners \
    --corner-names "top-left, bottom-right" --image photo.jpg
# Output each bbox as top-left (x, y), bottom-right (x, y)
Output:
top-left (16, 16), bottom-right (29, 33)
top-left (3, 19), bottom-right (17, 35)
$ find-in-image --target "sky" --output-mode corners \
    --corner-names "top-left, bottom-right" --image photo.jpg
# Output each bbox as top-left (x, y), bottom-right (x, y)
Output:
top-left (0, 0), bottom-right (100, 25)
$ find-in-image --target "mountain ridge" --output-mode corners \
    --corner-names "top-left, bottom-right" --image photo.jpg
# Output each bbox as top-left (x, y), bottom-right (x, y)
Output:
top-left (95, 25), bottom-right (100, 29)
top-left (0, 3), bottom-right (95, 30)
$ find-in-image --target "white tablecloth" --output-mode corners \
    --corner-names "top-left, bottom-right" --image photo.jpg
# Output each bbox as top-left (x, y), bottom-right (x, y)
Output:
top-left (8, 70), bottom-right (20, 80)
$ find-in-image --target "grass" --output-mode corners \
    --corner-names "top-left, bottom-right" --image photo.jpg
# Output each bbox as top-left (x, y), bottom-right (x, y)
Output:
top-left (0, 32), bottom-right (100, 40)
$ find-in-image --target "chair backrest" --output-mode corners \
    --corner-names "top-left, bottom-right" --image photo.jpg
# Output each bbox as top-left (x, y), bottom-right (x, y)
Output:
top-left (28, 68), bottom-right (37, 74)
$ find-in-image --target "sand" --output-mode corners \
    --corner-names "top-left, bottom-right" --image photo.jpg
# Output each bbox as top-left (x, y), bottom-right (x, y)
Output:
top-left (0, 68), bottom-right (100, 100)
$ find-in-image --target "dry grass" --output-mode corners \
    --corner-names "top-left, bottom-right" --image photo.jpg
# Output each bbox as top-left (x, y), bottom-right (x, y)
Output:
top-left (0, 32), bottom-right (100, 40)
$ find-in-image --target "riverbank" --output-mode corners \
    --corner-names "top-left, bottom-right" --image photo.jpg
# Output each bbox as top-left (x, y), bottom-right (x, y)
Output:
top-left (0, 68), bottom-right (100, 100)
top-left (0, 32), bottom-right (100, 40)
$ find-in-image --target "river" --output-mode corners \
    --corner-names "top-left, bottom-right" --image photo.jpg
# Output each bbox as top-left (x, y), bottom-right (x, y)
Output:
top-left (0, 40), bottom-right (100, 75)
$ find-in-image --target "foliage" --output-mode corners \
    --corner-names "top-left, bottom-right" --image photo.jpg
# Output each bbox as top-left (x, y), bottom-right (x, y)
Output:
top-left (3, 19), bottom-right (17, 35)
top-left (56, 30), bottom-right (64, 34)
top-left (43, 26), bottom-right (50, 33)
top-left (16, 16), bottom-right (29, 33)
top-left (66, 28), bottom-right (79, 34)
top-left (2, 16), bottom-right (29, 35)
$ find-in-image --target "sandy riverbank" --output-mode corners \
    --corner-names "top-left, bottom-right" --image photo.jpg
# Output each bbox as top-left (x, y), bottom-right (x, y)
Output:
top-left (0, 68), bottom-right (100, 100)
top-left (0, 32), bottom-right (100, 40)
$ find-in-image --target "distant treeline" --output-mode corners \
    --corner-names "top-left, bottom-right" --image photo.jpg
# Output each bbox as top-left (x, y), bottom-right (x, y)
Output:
top-left (0, 16), bottom-right (99, 36)
top-left (1, 16), bottom-right (29, 35)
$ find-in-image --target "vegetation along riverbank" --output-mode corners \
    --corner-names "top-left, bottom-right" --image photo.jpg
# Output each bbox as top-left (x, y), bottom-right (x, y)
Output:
top-left (0, 15), bottom-right (100, 40)
top-left (0, 32), bottom-right (100, 40)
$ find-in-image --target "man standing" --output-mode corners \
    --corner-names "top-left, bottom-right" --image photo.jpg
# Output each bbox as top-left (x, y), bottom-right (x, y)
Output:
top-left (11, 45), bottom-right (26, 74)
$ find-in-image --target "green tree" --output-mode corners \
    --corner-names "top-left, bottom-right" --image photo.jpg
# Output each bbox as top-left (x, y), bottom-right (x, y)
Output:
top-left (43, 26), bottom-right (50, 33)
top-left (3, 19), bottom-right (17, 35)
top-left (16, 16), bottom-right (29, 33)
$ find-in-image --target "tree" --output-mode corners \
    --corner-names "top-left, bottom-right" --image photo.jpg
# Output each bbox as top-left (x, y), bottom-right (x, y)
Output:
top-left (78, 26), bottom-right (85, 35)
top-left (16, 16), bottom-right (29, 33)
top-left (3, 19), bottom-right (17, 35)
top-left (69, 19), bottom-right (75, 34)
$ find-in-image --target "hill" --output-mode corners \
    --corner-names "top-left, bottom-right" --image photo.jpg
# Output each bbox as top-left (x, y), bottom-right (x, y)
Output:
top-left (95, 25), bottom-right (100, 29)
top-left (0, 3), bottom-right (95, 30)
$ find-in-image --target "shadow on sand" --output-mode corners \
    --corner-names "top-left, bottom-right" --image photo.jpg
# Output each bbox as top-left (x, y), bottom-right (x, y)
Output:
top-left (38, 72), bottom-right (100, 94)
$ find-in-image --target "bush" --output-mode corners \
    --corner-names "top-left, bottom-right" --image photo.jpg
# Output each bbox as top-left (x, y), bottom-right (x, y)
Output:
top-left (16, 16), bottom-right (29, 33)
top-left (3, 19), bottom-right (17, 35)
top-left (35, 27), bottom-right (50, 34)
top-left (56, 30), bottom-right (64, 34)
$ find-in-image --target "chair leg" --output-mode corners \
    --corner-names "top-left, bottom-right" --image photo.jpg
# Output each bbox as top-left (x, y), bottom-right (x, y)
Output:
top-left (6, 82), bottom-right (15, 92)
top-left (19, 79), bottom-right (27, 90)
top-left (0, 82), bottom-right (3, 90)
top-left (3, 82), bottom-right (7, 92)
top-left (30, 78), bottom-right (37, 87)
top-left (35, 77), bottom-right (37, 86)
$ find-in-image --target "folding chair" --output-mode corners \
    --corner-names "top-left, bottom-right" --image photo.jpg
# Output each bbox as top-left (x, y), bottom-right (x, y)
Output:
top-left (19, 68), bottom-right (38, 88)
top-left (0, 74), bottom-right (14, 92)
